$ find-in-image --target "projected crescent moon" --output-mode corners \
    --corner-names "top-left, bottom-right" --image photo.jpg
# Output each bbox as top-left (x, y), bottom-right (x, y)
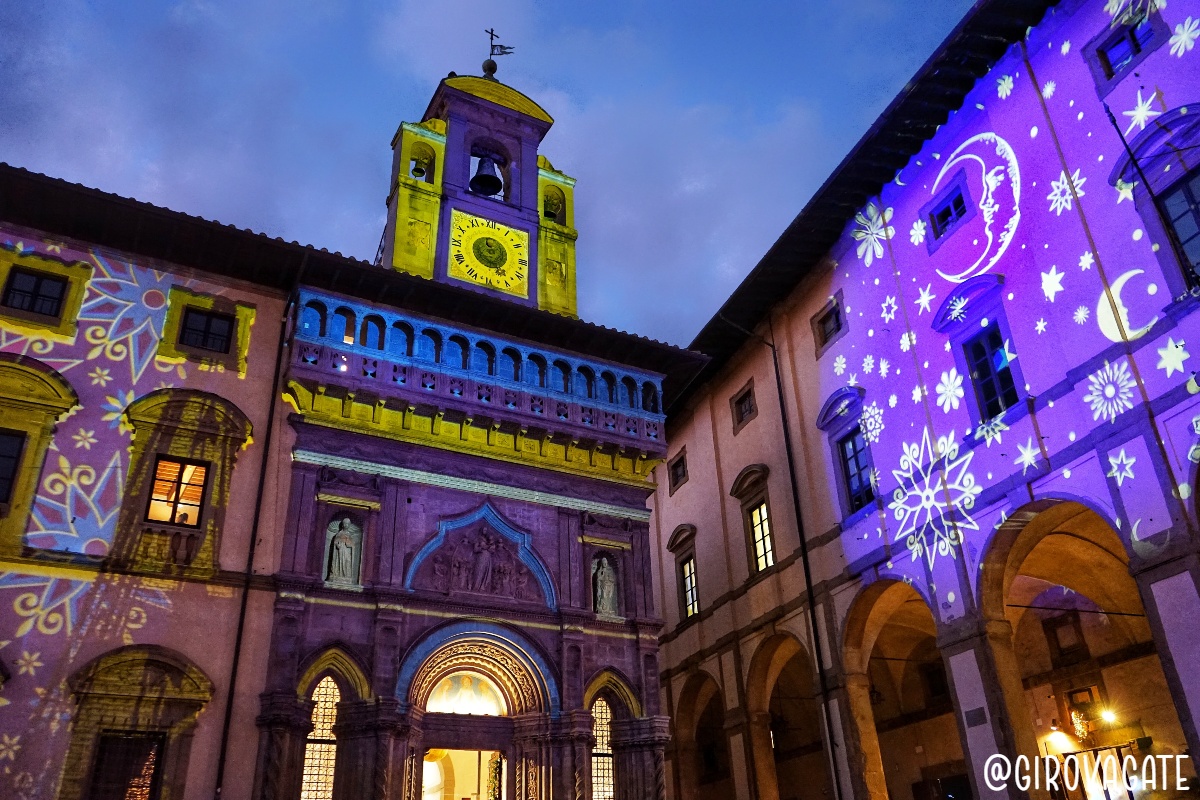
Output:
top-left (932, 132), bottom-right (1021, 284)
top-left (1096, 269), bottom-right (1158, 342)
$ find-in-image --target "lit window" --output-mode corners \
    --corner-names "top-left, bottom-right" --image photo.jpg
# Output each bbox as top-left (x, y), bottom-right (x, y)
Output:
top-left (749, 501), bottom-right (774, 572)
top-left (1, 268), bottom-right (68, 319)
top-left (146, 457), bottom-right (208, 527)
top-left (0, 430), bottom-right (25, 505)
top-left (301, 676), bottom-right (340, 800)
top-left (179, 308), bottom-right (235, 353)
top-left (965, 328), bottom-right (1019, 419)
top-left (89, 732), bottom-right (165, 800)
top-left (591, 698), bottom-right (614, 800)
top-left (930, 189), bottom-right (968, 239)
top-left (837, 426), bottom-right (875, 513)
top-left (1162, 167), bottom-right (1200, 280)
top-left (1098, 16), bottom-right (1155, 78)
top-left (680, 556), bottom-right (699, 618)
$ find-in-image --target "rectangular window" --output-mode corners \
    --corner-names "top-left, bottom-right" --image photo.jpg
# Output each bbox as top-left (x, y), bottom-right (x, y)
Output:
top-left (680, 555), bottom-right (699, 618)
top-left (838, 427), bottom-right (875, 513)
top-left (89, 732), bottom-right (166, 800)
top-left (749, 501), bottom-right (774, 572)
top-left (178, 307), bottom-right (235, 353)
top-left (930, 189), bottom-right (968, 239)
top-left (817, 304), bottom-right (843, 346)
top-left (1162, 168), bottom-right (1200, 280)
top-left (734, 388), bottom-right (756, 424)
top-left (1099, 16), bottom-right (1155, 78)
top-left (1, 268), bottom-right (68, 319)
top-left (965, 328), bottom-right (1019, 419)
top-left (146, 456), bottom-right (209, 527)
top-left (668, 452), bottom-right (688, 493)
top-left (1044, 611), bottom-right (1090, 669)
top-left (0, 430), bottom-right (25, 505)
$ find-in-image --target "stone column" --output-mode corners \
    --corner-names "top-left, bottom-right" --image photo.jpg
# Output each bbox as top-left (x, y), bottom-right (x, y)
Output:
top-left (721, 709), bottom-right (755, 800)
top-left (1135, 547), bottom-right (1200, 757)
top-left (252, 690), bottom-right (313, 800)
top-left (396, 707), bottom-right (425, 800)
top-left (940, 617), bottom-right (1045, 800)
top-left (746, 710), bottom-right (779, 800)
top-left (332, 697), bottom-right (404, 800)
top-left (553, 710), bottom-right (593, 800)
top-left (513, 713), bottom-right (552, 800)
top-left (839, 671), bottom-right (888, 800)
top-left (611, 716), bottom-right (671, 800)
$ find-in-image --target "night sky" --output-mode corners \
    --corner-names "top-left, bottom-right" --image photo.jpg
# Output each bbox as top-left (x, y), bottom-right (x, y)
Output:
top-left (1, 0), bottom-right (976, 345)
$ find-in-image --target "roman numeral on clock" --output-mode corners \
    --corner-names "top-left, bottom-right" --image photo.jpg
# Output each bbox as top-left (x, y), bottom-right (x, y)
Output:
top-left (454, 253), bottom-right (465, 264)
top-left (518, 258), bottom-right (528, 267)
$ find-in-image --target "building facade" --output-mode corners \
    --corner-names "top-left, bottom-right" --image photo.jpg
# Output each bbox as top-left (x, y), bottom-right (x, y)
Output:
top-left (651, 1), bottom-right (1200, 799)
top-left (0, 65), bottom-right (699, 800)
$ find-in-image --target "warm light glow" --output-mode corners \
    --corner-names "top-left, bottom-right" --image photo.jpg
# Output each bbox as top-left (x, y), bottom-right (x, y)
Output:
top-left (421, 759), bottom-right (443, 800)
top-left (300, 676), bottom-right (340, 800)
top-left (426, 671), bottom-right (507, 716)
top-left (592, 698), bottom-right (615, 800)
top-left (1101, 709), bottom-right (1116, 723)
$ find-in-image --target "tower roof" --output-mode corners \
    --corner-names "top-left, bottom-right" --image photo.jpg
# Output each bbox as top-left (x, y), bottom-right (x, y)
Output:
top-left (425, 75), bottom-right (554, 126)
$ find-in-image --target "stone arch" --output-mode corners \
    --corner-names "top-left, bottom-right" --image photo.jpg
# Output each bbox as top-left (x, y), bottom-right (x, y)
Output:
top-left (743, 632), bottom-right (831, 800)
top-left (58, 645), bottom-right (213, 800)
top-left (583, 667), bottom-right (643, 719)
top-left (297, 644), bottom-right (373, 701)
top-left (397, 619), bottom-right (559, 716)
top-left (979, 497), bottom-right (1133, 623)
top-left (729, 463), bottom-right (769, 499)
top-left (674, 670), bottom-right (730, 800)
top-left (300, 299), bottom-right (327, 337)
top-left (976, 497), bottom-right (1196, 786)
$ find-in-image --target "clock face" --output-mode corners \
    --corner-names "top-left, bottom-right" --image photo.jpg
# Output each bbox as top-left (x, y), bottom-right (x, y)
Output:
top-left (447, 209), bottom-right (530, 298)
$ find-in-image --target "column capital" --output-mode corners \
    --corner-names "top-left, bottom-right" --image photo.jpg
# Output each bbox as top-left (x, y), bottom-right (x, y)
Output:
top-left (611, 715), bottom-right (671, 749)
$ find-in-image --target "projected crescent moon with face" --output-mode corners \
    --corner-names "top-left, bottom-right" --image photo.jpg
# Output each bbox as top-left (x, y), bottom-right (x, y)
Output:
top-left (931, 132), bottom-right (1022, 283)
top-left (1096, 269), bottom-right (1158, 342)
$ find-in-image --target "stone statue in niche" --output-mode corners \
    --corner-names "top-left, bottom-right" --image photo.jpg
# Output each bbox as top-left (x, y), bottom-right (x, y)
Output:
top-left (413, 523), bottom-right (544, 604)
top-left (592, 554), bottom-right (619, 616)
top-left (325, 516), bottom-right (362, 585)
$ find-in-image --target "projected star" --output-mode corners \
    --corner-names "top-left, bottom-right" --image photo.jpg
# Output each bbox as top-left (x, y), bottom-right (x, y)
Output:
top-left (1157, 337), bottom-right (1190, 377)
top-left (1041, 266), bottom-right (1065, 302)
top-left (1114, 180), bottom-right (1136, 204)
top-left (1079, 251), bottom-right (1095, 270)
top-left (915, 284), bottom-right (936, 314)
top-left (1016, 438), bottom-right (1041, 475)
top-left (1036, 318), bottom-right (1048, 334)
top-left (1123, 89), bottom-right (1162, 135)
top-left (1107, 449), bottom-right (1136, 486)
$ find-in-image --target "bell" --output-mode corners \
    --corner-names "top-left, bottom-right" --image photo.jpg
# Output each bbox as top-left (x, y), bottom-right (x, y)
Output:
top-left (469, 156), bottom-right (504, 196)
top-left (410, 156), bottom-right (430, 179)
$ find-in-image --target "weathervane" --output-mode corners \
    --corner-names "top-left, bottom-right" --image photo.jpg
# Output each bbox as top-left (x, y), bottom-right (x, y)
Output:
top-left (482, 28), bottom-right (513, 80)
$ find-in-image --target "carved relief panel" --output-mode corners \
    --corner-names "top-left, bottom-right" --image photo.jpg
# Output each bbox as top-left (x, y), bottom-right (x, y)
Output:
top-left (410, 523), bottom-right (545, 605)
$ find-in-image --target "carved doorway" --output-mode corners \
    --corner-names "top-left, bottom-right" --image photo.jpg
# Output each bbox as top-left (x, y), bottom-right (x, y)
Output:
top-left (421, 749), bottom-right (506, 800)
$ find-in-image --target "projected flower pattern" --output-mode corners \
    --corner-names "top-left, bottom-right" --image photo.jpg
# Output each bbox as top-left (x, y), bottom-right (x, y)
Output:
top-left (889, 427), bottom-right (982, 569)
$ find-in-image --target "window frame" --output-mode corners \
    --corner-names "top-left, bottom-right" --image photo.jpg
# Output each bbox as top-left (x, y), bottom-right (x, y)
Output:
top-left (836, 424), bottom-right (876, 515)
top-left (178, 306), bottom-right (236, 354)
top-left (1, 266), bottom-right (69, 321)
top-left (745, 498), bottom-right (775, 573)
top-left (300, 674), bottom-right (341, 800)
top-left (0, 428), bottom-right (26, 509)
top-left (1083, 12), bottom-right (1168, 97)
top-left (144, 455), bottom-right (211, 530)
top-left (0, 249), bottom-right (93, 341)
top-left (816, 387), bottom-right (877, 523)
top-left (963, 326), bottom-right (1020, 420)
top-left (679, 553), bottom-right (700, 619)
top-left (1159, 166), bottom-right (1200, 287)
top-left (921, 170), bottom-right (977, 255)
top-left (811, 290), bottom-right (848, 359)
top-left (88, 730), bottom-right (167, 800)
top-left (729, 378), bottom-right (758, 435)
top-left (667, 449), bottom-right (689, 495)
top-left (591, 697), bottom-right (616, 800)
top-left (931, 275), bottom-right (1026, 431)
top-left (157, 286), bottom-right (256, 376)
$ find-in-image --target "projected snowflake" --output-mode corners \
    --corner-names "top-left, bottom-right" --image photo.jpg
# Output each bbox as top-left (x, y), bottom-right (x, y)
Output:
top-left (852, 202), bottom-right (894, 267)
top-left (888, 427), bottom-right (982, 569)
top-left (861, 401), bottom-right (885, 444)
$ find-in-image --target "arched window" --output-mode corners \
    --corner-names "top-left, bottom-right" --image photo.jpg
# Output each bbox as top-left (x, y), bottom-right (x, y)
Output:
top-left (390, 321), bottom-right (414, 357)
top-left (499, 347), bottom-right (522, 382)
top-left (360, 315), bottom-right (385, 349)
top-left (591, 697), bottom-right (614, 800)
top-left (300, 300), bottom-right (327, 337)
top-left (332, 308), bottom-right (356, 345)
top-left (301, 676), bottom-right (341, 800)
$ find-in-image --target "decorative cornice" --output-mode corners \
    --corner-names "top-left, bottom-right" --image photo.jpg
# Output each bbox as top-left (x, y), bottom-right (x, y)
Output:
top-left (292, 449), bottom-right (651, 521)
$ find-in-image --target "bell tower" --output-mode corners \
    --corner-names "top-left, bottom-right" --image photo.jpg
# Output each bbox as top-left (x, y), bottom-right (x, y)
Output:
top-left (381, 60), bottom-right (578, 317)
